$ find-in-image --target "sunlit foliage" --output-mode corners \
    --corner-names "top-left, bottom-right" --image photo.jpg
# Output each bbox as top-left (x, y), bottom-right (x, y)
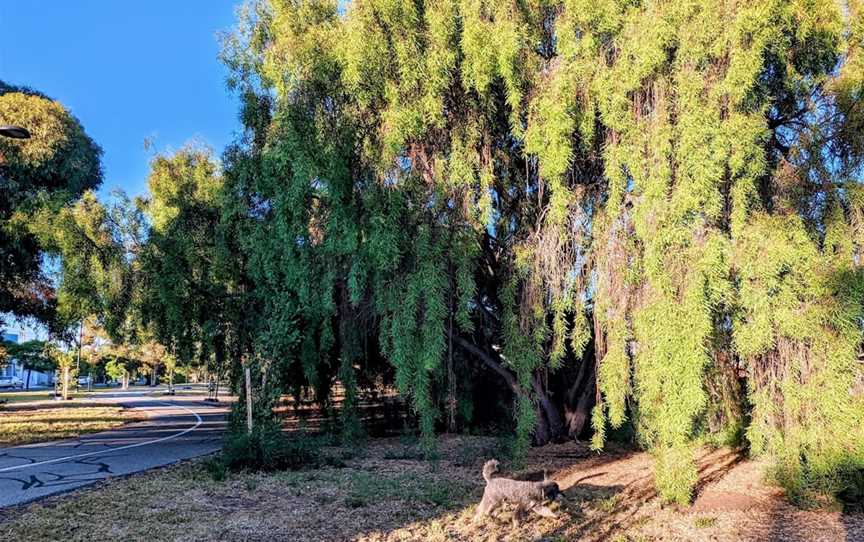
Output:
top-left (216, 0), bottom-right (864, 504)
top-left (0, 82), bottom-right (102, 327)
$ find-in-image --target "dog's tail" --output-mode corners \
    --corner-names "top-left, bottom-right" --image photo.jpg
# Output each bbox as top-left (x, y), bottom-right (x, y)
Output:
top-left (482, 459), bottom-right (499, 482)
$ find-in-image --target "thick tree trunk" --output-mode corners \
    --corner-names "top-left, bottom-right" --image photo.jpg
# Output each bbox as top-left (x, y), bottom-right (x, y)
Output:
top-left (534, 405), bottom-right (551, 445)
top-left (531, 374), bottom-right (564, 444)
top-left (25, 369), bottom-right (31, 390)
top-left (451, 335), bottom-right (520, 393)
top-left (562, 357), bottom-right (596, 438)
top-left (452, 334), bottom-right (565, 445)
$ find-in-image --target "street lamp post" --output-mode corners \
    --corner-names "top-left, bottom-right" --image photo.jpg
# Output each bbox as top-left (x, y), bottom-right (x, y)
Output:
top-left (0, 125), bottom-right (30, 139)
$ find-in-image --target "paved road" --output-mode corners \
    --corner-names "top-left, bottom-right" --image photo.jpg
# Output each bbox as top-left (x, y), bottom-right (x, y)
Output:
top-left (0, 391), bottom-right (228, 508)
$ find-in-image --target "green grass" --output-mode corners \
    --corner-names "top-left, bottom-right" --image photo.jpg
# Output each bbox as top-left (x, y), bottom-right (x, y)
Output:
top-left (0, 387), bottom-right (118, 405)
top-left (0, 385), bottom-right (214, 406)
top-left (341, 470), bottom-right (474, 509)
top-left (0, 390), bottom-right (56, 404)
top-left (597, 493), bottom-right (623, 513)
top-left (694, 516), bottom-right (717, 528)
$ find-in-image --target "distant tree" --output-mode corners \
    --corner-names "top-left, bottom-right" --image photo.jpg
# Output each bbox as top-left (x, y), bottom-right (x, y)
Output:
top-left (3, 339), bottom-right (52, 389)
top-left (137, 340), bottom-right (168, 386)
top-left (79, 319), bottom-right (116, 384)
top-left (0, 331), bottom-right (6, 369)
top-left (45, 343), bottom-right (76, 400)
top-left (104, 344), bottom-right (139, 390)
top-left (162, 350), bottom-right (178, 393)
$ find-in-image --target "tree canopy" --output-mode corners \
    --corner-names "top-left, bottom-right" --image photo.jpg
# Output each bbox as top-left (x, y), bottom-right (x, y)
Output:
top-left (0, 81), bottom-right (103, 328)
top-left (206, 0), bottom-right (864, 505)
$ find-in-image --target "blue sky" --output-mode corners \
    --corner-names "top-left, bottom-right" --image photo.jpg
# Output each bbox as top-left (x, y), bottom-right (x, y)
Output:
top-left (0, 0), bottom-right (242, 198)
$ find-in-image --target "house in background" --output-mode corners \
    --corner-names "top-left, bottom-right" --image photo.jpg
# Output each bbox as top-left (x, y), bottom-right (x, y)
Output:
top-left (2, 331), bottom-right (54, 388)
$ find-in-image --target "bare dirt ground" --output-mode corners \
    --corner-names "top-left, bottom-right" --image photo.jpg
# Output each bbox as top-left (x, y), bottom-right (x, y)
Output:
top-left (0, 436), bottom-right (860, 541)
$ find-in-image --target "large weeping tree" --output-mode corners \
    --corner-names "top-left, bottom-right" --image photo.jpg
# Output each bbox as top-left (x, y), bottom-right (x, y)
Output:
top-left (221, 0), bottom-right (596, 454)
top-left (219, 0), bottom-right (864, 503)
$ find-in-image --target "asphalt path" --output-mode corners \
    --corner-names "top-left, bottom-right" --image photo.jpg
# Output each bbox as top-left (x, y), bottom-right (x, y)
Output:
top-left (0, 390), bottom-right (229, 508)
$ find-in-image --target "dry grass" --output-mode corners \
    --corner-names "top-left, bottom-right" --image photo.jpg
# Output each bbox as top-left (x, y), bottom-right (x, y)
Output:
top-left (0, 404), bottom-right (140, 446)
top-left (0, 386), bottom-right (139, 405)
top-left (0, 436), bottom-right (861, 541)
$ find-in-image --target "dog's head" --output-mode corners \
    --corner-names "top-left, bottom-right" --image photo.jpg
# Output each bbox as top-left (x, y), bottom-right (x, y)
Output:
top-left (540, 481), bottom-right (561, 502)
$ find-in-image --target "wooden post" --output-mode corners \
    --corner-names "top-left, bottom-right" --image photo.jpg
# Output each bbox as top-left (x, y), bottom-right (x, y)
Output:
top-left (245, 366), bottom-right (253, 434)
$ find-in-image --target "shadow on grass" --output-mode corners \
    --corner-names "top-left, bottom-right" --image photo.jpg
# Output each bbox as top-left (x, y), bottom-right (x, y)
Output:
top-left (0, 402), bottom-right (120, 413)
top-left (0, 416), bottom-right (127, 425)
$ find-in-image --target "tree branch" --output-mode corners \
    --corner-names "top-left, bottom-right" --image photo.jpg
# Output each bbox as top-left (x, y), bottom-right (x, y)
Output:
top-left (450, 332), bottom-right (520, 394)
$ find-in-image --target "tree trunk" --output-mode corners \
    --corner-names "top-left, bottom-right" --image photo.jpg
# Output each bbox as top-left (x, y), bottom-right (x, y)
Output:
top-left (62, 365), bottom-right (69, 400)
top-left (452, 333), bottom-right (565, 445)
top-left (563, 356), bottom-right (596, 438)
top-left (122, 372), bottom-right (129, 390)
top-left (25, 368), bottom-right (31, 390)
top-left (531, 374), bottom-right (564, 445)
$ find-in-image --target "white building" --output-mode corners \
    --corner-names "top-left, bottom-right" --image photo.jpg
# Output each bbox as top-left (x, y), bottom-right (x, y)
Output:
top-left (2, 331), bottom-right (54, 388)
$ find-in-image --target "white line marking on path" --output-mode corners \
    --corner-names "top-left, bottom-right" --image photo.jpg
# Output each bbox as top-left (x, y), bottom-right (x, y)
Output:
top-left (0, 401), bottom-right (203, 473)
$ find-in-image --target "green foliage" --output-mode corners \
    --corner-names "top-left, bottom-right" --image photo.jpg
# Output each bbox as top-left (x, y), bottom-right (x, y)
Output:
top-left (138, 145), bottom-right (248, 378)
top-left (546, 0), bottom-right (864, 505)
top-left (3, 340), bottom-right (53, 374)
top-left (0, 81), bottom-right (102, 327)
top-left (210, 0), bottom-right (864, 505)
top-left (104, 356), bottom-right (133, 383)
top-left (31, 191), bottom-right (143, 336)
top-left (82, 0), bottom-right (861, 509)
top-left (215, 423), bottom-right (325, 475)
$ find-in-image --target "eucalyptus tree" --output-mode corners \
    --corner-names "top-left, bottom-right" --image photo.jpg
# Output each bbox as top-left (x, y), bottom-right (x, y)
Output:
top-left (0, 81), bottom-right (102, 328)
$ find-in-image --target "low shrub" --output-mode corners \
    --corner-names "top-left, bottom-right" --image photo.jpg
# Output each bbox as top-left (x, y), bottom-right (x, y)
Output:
top-left (770, 459), bottom-right (864, 510)
top-left (209, 423), bottom-right (326, 478)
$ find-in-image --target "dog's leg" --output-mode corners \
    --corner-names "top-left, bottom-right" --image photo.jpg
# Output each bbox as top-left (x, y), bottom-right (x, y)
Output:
top-left (473, 496), bottom-right (489, 522)
top-left (473, 494), bottom-right (499, 523)
top-left (512, 503), bottom-right (527, 528)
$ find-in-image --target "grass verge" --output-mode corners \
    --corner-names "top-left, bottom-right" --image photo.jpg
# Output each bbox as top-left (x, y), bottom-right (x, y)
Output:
top-left (0, 404), bottom-right (139, 446)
